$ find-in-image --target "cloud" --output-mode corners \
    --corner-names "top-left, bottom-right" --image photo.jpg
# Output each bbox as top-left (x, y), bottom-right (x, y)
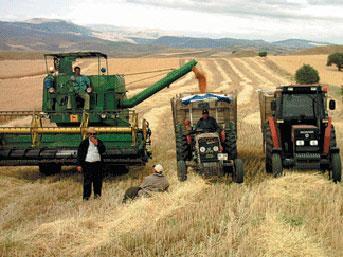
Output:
top-left (126, 0), bottom-right (343, 21)
top-left (0, 0), bottom-right (342, 43)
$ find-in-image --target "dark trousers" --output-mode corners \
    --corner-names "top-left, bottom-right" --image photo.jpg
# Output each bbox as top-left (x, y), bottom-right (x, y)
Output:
top-left (83, 162), bottom-right (103, 200)
top-left (122, 186), bottom-right (141, 203)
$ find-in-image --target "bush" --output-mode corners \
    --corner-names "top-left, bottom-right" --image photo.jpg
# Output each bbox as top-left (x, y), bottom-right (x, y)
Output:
top-left (295, 64), bottom-right (320, 85)
top-left (327, 53), bottom-right (343, 71)
top-left (258, 51), bottom-right (268, 57)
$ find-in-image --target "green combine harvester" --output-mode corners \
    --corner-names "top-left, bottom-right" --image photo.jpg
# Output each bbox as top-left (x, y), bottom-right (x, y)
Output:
top-left (0, 52), bottom-right (198, 175)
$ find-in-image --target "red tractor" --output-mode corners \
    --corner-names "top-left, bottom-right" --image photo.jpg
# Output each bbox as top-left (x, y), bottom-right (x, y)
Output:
top-left (258, 85), bottom-right (341, 182)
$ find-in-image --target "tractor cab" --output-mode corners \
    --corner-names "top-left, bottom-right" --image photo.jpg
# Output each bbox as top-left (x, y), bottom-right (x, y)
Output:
top-left (273, 85), bottom-right (335, 160)
top-left (42, 52), bottom-right (126, 126)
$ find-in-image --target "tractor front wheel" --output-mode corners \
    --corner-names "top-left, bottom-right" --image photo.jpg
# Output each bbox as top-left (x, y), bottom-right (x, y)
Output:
top-left (232, 159), bottom-right (244, 183)
top-left (39, 163), bottom-right (61, 176)
top-left (331, 153), bottom-right (341, 183)
top-left (272, 153), bottom-right (283, 178)
top-left (177, 160), bottom-right (187, 182)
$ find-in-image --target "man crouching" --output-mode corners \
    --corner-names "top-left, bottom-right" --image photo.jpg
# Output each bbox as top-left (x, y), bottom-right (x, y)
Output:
top-left (123, 164), bottom-right (169, 203)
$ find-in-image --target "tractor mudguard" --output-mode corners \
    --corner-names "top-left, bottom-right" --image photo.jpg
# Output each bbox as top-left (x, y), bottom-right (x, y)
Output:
top-left (268, 117), bottom-right (279, 148)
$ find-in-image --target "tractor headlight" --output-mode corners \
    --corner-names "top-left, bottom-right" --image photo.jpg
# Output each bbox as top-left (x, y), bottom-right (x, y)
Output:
top-left (86, 87), bottom-right (93, 93)
top-left (296, 140), bottom-right (305, 146)
top-left (48, 87), bottom-right (56, 94)
top-left (213, 146), bottom-right (219, 152)
top-left (200, 147), bottom-right (206, 153)
top-left (100, 113), bottom-right (107, 119)
top-left (310, 140), bottom-right (318, 146)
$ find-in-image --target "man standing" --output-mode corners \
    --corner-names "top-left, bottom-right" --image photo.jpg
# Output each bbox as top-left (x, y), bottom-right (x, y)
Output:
top-left (77, 127), bottom-right (106, 200)
top-left (67, 66), bottom-right (91, 111)
top-left (123, 164), bottom-right (169, 203)
top-left (195, 109), bottom-right (221, 132)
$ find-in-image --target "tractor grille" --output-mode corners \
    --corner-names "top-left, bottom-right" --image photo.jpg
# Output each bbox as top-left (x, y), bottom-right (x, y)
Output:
top-left (295, 153), bottom-right (321, 161)
top-left (294, 153), bottom-right (321, 169)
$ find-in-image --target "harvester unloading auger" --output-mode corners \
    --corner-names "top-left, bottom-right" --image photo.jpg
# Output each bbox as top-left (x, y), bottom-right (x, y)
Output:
top-left (0, 52), bottom-right (200, 175)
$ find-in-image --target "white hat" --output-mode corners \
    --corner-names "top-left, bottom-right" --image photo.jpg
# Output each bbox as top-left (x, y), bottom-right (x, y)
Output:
top-left (153, 164), bottom-right (164, 173)
top-left (87, 127), bottom-right (96, 134)
top-left (49, 67), bottom-right (55, 73)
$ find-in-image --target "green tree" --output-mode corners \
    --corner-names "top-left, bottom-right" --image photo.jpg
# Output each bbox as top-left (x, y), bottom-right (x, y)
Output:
top-left (327, 53), bottom-right (343, 71)
top-left (295, 64), bottom-right (320, 84)
top-left (258, 51), bottom-right (268, 57)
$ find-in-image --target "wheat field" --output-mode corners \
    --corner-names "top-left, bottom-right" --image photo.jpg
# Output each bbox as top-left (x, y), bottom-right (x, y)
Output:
top-left (0, 55), bottom-right (342, 257)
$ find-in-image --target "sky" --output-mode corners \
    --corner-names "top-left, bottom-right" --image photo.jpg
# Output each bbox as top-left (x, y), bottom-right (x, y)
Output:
top-left (0, 0), bottom-right (343, 43)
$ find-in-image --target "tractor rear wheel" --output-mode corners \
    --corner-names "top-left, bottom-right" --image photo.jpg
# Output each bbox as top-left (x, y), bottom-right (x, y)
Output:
top-left (272, 153), bottom-right (283, 178)
top-left (175, 124), bottom-right (189, 161)
top-left (177, 160), bottom-right (187, 182)
top-left (265, 127), bottom-right (273, 173)
top-left (331, 153), bottom-right (341, 183)
top-left (223, 122), bottom-right (237, 160)
top-left (232, 159), bottom-right (244, 183)
top-left (39, 163), bottom-right (61, 176)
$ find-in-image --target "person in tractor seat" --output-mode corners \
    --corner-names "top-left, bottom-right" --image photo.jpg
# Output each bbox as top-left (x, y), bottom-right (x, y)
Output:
top-left (67, 66), bottom-right (92, 111)
top-left (195, 109), bottom-right (221, 133)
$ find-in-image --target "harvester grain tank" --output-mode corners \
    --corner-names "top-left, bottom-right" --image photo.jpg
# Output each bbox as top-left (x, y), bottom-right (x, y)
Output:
top-left (0, 52), bottom-right (198, 175)
top-left (258, 84), bottom-right (341, 182)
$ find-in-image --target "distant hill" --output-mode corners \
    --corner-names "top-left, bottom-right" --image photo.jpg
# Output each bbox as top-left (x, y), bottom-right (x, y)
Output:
top-left (291, 45), bottom-right (343, 55)
top-left (0, 18), bottom-right (337, 57)
top-left (272, 39), bottom-right (330, 49)
top-left (142, 36), bottom-right (274, 49)
top-left (0, 20), bottom-right (167, 56)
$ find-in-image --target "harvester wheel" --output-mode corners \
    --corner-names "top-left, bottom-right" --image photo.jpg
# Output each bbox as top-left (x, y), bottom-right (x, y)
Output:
top-left (39, 164), bottom-right (61, 176)
top-left (331, 153), bottom-right (341, 183)
top-left (104, 165), bottom-right (129, 176)
top-left (177, 160), bottom-right (187, 182)
top-left (223, 122), bottom-right (237, 160)
top-left (272, 153), bottom-right (283, 178)
top-left (175, 124), bottom-right (189, 161)
top-left (265, 127), bottom-right (273, 173)
top-left (232, 159), bottom-right (244, 183)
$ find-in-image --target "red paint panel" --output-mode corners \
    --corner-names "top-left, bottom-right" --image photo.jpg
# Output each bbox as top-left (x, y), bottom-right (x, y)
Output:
top-left (323, 117), bottom-right (332, 155)
top-left (268, 117), bottom-right (279, 148)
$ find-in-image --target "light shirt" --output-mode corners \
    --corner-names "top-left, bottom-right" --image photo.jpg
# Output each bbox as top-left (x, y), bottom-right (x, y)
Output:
top-left (73, 75), bottom-right (90, 92)
top-left (85, 139), bottom-right (101, 163)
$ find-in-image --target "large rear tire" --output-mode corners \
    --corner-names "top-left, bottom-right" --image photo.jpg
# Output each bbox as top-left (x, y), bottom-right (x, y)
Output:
top-left (272, 153), bottom-right (283, 178)
top-left (223, 122), bottom-right (237, 160)
top-left (177, 160), bottom-right (187, 182)
top-left (232, 159), bottom-right (244, 183)
top-left (331, 153), bottom-right (341, 183)
top-left (175, 124), bottom-right (189, 161)
top-left (39, 163), bottom-right (61, 176)
top-left (265, 127), bottom-right (273, 173)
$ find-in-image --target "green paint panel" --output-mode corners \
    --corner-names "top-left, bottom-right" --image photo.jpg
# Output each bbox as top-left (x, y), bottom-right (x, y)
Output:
top-left (0, 53), bottom-right (197, 165)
